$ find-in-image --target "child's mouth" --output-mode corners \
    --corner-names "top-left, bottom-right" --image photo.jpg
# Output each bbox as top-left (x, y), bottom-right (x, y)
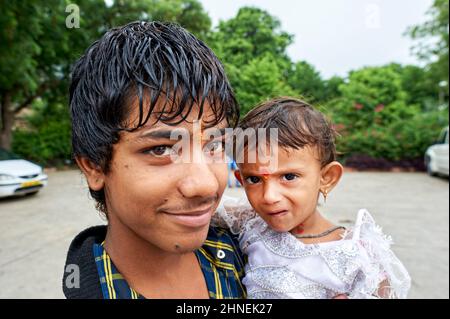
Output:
top-left (267, 210), bottom-right (288, 217)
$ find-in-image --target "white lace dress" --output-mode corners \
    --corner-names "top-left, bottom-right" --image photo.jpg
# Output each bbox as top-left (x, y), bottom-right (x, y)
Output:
top-left (211, 196), bottom-right (411, 299)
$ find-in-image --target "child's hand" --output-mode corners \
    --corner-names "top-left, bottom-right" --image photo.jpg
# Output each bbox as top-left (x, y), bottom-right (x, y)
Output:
top-left (333, 294), bottom-right (348, 299)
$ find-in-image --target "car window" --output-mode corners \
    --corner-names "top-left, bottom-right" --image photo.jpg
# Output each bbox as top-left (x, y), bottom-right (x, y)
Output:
top-left (0, 148), bottom-right (21, 161)
top-left (437, 128), bottom-right (448, 144)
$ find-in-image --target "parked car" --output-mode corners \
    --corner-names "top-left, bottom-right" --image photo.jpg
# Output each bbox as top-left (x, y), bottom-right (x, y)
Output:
top-left (0, 148), bottom-right (48, 198)
top-left (425, 126), bottom-right (449, 177)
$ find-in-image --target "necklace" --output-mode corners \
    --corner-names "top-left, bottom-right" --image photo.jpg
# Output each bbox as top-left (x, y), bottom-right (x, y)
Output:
top-left (293, 226), bottom-right (346, 239)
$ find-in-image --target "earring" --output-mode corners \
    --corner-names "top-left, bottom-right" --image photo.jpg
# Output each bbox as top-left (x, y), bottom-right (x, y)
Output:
top-left (322, 189), bottom-right (328, 203)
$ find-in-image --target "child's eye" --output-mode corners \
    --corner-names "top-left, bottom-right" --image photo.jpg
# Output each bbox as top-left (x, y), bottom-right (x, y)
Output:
top-left (143, 145), bottom-right (173, 157)
top-left (245, 176), bottom-right (261, 184)
top-left (282, 173), bottom-right (298, 181)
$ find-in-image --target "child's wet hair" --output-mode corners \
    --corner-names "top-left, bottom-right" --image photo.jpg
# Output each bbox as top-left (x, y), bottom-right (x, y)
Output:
top-left (238, 97), bottom-right (337, 167)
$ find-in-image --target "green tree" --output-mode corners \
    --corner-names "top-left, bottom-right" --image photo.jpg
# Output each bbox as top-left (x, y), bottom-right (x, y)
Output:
top-left (209, 7), bottom-right (293, 69)
top-left (287, 61), bottom-right (325, 103)
top-left (407, 0), bottom-right (449, 99)
top-left (0, 0), bottom-right (211, 150)
top-left (207, 7), bottom-right (295, 113)
top-left (323, 76), bottom-right (345, 102)
top-left (388, 63), bottom-right (439, 109)
top-left (101, 0), bottom-right (211, 40)
top-left (230, 54), bottom-right (296, 114)
top-left (330, 65), bottom-right (418, 132)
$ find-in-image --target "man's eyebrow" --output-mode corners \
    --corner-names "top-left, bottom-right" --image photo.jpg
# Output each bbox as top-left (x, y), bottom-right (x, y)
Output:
top-left (136, 127), bottom-right (228, 141)
top-left (202, 128), bottom-right (229, 138)
top-left (137, 129), bottom-right (188, 140)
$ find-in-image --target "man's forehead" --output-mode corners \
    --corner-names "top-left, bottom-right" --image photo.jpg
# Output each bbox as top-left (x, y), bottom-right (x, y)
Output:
top-left (122, 118), bottom-right (228, 144)
top-left (125, 92), bottom-right (223, 127)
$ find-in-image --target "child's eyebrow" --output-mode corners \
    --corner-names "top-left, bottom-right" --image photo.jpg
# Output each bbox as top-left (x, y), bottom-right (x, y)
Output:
top-left (241, 167), bottom-right (304, 176)
top-left (240, 169), bottom-right (274, 176)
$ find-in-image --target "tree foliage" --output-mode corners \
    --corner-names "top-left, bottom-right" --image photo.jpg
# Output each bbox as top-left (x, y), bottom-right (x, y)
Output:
top-left (407, 0), bottom-right (449, 97)
top-left (2, 1), bottom-right (448, 168)
top-left (208, 7), bottom-right (296, 114)
top-left (0, 0), bottom-right (211, 150)
top-left (287, 61), bottom-right (325, 103)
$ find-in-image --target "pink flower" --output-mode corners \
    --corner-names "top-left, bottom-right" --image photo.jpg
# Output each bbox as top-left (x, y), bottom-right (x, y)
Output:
top-left (354, 103), bottom-right (364, 110)
top-left (374, 104), bottom-right (385, 112)
top-left (332, 123), bottom-right (346, 132)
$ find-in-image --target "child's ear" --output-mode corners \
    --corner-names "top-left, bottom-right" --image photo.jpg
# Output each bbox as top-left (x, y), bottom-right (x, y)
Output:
top-left (75, 156), bottom-right (105, 191)
top-left (234, 170), bottom-right (243, 185)
top-left (320, 161), bottom-right (343, 193)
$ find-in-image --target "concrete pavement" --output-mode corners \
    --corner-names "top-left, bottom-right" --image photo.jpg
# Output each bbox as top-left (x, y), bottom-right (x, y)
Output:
top-left (0, 170), bottom-right (448, 298)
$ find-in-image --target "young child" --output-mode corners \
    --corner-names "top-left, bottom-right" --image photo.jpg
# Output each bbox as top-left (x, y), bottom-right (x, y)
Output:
top-left (212, 97), bottom-right (411, 299)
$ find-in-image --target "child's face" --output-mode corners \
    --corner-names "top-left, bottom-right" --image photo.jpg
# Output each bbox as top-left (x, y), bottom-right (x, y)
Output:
top-left (239, 145), bottom-right (324, 232)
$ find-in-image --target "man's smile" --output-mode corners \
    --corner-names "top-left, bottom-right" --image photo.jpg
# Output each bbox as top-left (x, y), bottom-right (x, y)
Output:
top-left (162, 205), bottom-right (215, 228)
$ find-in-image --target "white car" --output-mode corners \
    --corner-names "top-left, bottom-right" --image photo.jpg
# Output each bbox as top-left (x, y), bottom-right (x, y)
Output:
top-left (0, 148), bottom-right (48, 198)
top-left (425, 126), bottom-right (449, 177)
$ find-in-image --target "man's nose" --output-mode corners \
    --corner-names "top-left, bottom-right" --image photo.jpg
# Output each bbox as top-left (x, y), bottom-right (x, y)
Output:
top-left (262, 181), bottom-right (282, 205)
top-left (177, 161), bottom-right (220, 199)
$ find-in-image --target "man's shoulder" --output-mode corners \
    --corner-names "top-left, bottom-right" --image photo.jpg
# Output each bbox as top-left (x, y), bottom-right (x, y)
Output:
top-left (62, 225), bottom-right (107, 299)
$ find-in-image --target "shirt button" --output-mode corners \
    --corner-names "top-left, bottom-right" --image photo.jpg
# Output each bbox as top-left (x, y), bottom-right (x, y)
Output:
top-left (217, 249), bottom-right (226, 259)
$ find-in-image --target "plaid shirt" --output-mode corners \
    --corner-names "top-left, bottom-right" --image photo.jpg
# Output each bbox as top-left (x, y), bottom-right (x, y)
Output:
top-left (93, 226), bottom-right (247, 299)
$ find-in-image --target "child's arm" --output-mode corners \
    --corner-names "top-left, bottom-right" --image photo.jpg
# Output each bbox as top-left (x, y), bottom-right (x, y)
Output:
top-left (211, 195), bottom-right (256, 235)
top-left (350, 209), bottom-right (412, 299)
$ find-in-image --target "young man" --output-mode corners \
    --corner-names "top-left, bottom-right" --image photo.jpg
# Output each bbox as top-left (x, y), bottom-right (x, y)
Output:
top-left (62, 21), bottom-right (246, 299)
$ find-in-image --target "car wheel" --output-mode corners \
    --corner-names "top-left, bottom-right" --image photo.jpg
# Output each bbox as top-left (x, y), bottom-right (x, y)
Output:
top-left (425, 156), bottom-right (438, 176)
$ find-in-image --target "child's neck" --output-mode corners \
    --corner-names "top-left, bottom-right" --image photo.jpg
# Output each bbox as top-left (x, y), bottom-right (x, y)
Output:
top-left (290, 209), bottom-right (343, 244)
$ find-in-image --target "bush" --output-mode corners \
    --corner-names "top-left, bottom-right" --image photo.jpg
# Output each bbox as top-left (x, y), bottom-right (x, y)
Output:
top-left (336, 108), bottom-right (449, 166)
top-left (343, 154), bottom-right (426, 171)
top-left (12, 103), bottom-right (72, 167)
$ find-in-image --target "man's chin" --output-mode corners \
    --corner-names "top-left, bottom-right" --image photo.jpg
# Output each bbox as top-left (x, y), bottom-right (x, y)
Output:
top-left (168, 225), bottom-right (210, 253)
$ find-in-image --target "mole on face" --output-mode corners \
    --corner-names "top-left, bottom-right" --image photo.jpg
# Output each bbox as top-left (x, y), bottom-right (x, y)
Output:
top-left (174, 243), bottom-right (181, 250)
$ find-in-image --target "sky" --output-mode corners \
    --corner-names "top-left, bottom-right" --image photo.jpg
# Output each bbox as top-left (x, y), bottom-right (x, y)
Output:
top-left (199, 0), bottom-right (434, 79)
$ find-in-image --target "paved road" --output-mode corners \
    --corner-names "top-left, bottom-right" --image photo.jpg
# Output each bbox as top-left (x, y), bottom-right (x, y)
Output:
top-left (0, 169), bottom-right (448, 298)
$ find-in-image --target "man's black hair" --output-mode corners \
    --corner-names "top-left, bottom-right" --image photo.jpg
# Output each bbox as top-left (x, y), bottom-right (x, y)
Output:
top-left (69, 21), bottom-right (239, 213)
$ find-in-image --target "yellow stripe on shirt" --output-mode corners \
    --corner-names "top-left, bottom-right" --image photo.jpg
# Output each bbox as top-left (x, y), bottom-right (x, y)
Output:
top-left (102, 249), bottom-right (113, 299)
top-left (198, 247), bottom-right (245, 296)
top-left (203, 240), bottom-right (235, 252)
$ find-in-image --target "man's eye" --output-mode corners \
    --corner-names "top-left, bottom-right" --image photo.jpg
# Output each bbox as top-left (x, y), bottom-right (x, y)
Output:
top-left (282, 173), bottom-right (298, 181)
top-left (245, 176), bottom-right (261, 184)
top-left (143, 145), bottom-right (172, 157)
top-left (204, 140), bottom-right (225, 155)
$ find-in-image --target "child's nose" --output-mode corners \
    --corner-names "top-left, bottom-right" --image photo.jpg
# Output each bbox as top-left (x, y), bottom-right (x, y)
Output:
top-left (262, 181), bottom-right (282, 204)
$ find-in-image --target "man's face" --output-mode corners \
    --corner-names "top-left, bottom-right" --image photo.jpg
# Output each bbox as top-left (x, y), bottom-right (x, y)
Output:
top-left (102, 99), bottom-right (229, 253)
top-left (239, 145), bottom-right (323, 232)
